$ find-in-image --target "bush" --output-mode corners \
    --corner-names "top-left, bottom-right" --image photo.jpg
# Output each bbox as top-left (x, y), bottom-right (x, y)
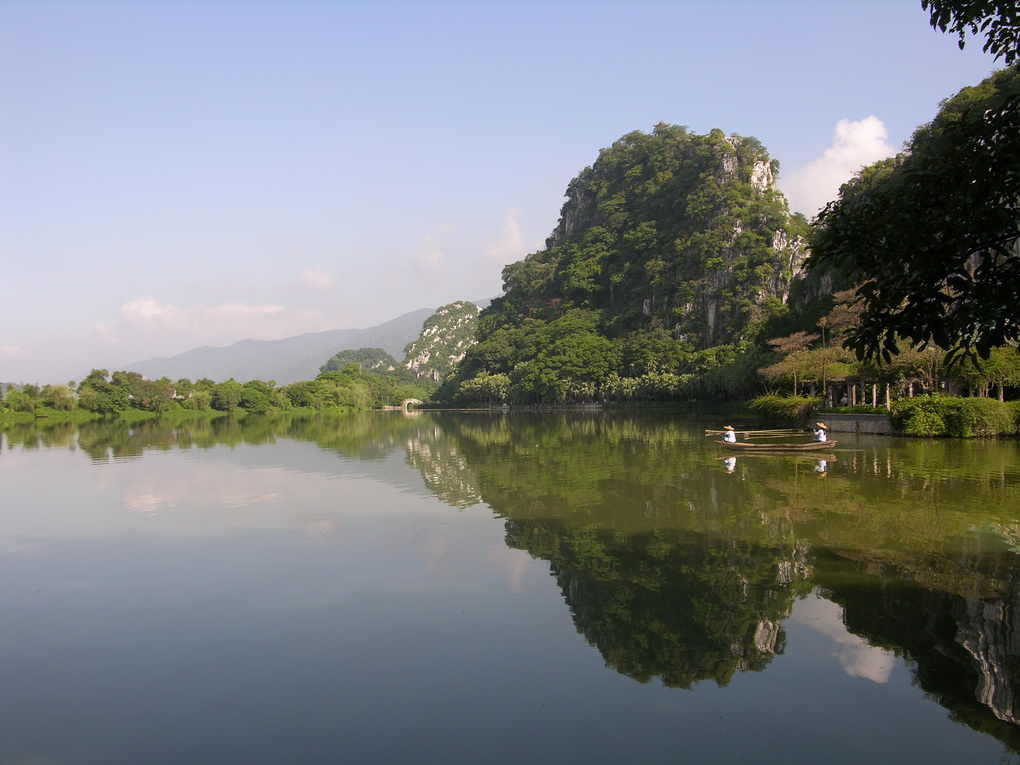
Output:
top-left (891, 395), bottom-right (1014, 437)
top-left (748, 393), bottom-right (822, 424)
top-left (1009, 401), bottom-right (1020, 435)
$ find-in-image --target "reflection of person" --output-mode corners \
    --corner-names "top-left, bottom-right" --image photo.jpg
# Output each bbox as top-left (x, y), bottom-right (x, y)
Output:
top-left (723, 457), bottom-right (736, 473)
top-left (814, 459), bottom-right (828, 476)
top-left (813, 422), bottom-right (828, 443)
top-left (722, 425), bottom-right (737, 443)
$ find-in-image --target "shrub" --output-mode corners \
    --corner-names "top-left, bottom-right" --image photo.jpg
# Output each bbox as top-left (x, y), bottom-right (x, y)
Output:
top-left (891, 395), bottom-right (1013, 437)
top-left (1009, 401), bottom-right (1020, 435)
top-left (748, 393), bottom-right (822, 424)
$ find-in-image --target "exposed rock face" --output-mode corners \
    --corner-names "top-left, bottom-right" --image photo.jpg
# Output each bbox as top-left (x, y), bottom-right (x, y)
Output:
top-left (403, 301), bottom-right (481, 381)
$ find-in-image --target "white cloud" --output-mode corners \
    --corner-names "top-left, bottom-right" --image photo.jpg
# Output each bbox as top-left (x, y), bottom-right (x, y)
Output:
top-left (0, 345), bottom-right (27, 361)
top-left (782, 116), bottom-right (896, 217)
top-left (299, 266), bottom-right (335, 291)
top-left (484, 208), bottom-right (537, 265)
top-left (796, 595), bottom-right (895, 683)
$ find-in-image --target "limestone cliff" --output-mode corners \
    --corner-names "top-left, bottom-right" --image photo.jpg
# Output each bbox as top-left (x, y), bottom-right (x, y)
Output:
top-left (494, 123), bottom-right (808, 348)
top-left (403, 301), bottom-right (481, 381)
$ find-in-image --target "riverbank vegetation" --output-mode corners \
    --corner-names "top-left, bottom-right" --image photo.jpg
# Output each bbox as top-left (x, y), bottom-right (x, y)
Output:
top-left (1, 363), bottom-right (434, 425)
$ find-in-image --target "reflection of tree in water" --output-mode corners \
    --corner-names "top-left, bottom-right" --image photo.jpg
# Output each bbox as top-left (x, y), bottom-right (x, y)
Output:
top-left (418, 412), bottom-right (814, 687)
top-left (759, 445), bottom-right (1020, 751)
top-left (508, 519), bottom-right (809, 687)
top-left (2, 420), bottom-right (77, 451)
top-left (38, 412), bottom-right (424, 463)
top-left (403, 423), bottom-right (483, 507)
top-left (816, 542), bottom-right (1020, 751)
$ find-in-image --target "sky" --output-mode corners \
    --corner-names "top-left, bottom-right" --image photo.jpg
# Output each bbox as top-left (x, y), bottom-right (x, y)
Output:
top-left (0, 0), bottom-right (1003, 385)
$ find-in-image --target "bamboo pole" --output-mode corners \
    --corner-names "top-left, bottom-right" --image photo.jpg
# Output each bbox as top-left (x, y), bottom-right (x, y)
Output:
top-left (704, 428), bottom-right (806, 437)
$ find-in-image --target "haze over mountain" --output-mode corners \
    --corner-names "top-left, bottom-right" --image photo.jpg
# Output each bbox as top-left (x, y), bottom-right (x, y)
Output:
top-left (123, 307), bottom-right (435, 385)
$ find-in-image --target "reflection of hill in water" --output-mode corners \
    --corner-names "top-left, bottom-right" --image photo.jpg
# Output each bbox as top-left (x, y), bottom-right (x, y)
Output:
top-left (9, 411), bottom-right (1020, 747)
top-left (409, 413), bottom-right (1020, 748)
top-left (510, 520), bottom-right (808, 687)
top-left (816, 549), bottom-right (1020, 749)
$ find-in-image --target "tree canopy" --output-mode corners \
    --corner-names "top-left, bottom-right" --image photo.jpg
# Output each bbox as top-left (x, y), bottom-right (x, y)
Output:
top-left (923, 0), bottom-right (1020, 64)
top-left (808, 66), bottom-right (1020, 362)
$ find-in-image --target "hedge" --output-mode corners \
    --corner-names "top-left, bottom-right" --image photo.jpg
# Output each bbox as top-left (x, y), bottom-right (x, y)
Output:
top-left (890, 395), bottom-right (1016, 437)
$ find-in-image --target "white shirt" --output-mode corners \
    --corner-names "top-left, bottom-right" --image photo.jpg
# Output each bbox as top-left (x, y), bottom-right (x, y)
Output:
top-left (814, 429), bottom-right (827, 443)
top-left (723, 430), bottom-right (736, 443)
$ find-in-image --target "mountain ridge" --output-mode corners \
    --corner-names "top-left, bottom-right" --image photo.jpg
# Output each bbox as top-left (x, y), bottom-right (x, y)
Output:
top-left (122, 307), bottom-right (436, 384)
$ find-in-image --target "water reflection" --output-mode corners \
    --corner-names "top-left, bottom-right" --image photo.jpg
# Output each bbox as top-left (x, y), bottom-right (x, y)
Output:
top-left (5, 412), bottom-right (1020, 754)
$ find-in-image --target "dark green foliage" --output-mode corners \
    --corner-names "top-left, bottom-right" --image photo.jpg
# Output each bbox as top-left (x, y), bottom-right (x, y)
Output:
top-left (748, 393), bottom-right (823, 424)
top-left (923, 0), bottom-right (1020, 64)
top-left (77, 369), bottom-right (130, 415)
top-left (239, 380), bottom-right (274, 414)
top-left (320, 347), bottom-right (399, 375)
top-left (211, 379), bottom-right (244, 412)
top-left (809, 67), bottom-right (1020, 363)
top-left (891, 395), bottom-right (1015, 437)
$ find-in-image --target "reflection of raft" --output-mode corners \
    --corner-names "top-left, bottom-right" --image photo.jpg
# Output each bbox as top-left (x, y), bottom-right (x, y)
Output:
top-left (716, 440), bottom-right (837, 452)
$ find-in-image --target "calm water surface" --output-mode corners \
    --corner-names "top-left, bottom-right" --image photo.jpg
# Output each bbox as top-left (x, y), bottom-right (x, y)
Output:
top-left (2, 412), bottom-right (1020, 764)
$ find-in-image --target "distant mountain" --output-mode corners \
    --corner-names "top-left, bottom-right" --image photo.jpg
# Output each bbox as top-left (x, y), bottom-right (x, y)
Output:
top-left (124, 307), bottom-right (435, 384)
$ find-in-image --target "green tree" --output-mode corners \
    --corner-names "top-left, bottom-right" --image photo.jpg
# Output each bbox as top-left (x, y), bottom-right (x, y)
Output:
top-left (4, 388), bottom-right (37, 413)
top-left (923, 0), bottom-right (1020, 64)
top-left (809, 66), bottom-right (1019, 363)
top-left (320, 347), bottom-right (399, 374)
top-left (76, 369), bottom-right (129, 415)
top-left (955, 345), bottom-right (1020, 399)
top-left (211, 379), bottom-right (243, 412)
top-left (239, 380), bottom-right (275, 414)
top-left (41, 384), bottom-right (76, 411)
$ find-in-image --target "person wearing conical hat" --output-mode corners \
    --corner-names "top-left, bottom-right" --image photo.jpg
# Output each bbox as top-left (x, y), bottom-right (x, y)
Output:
top-left (722, 425), bottom-right (737, 443)
top-left (813, 422), bottom-right (828, 443)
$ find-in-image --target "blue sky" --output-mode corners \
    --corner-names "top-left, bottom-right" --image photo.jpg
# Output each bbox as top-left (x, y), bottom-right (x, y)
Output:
top-left (0, 0), bottom-right (1002, 384)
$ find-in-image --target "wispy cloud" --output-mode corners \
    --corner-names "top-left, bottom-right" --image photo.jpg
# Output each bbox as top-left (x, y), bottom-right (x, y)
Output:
top-left (114, 296), bottom-right (331, 349)
top-left (484, 208), bottom-right (536, 265)
top-left (782, 116), bottom-right (896, 217)
top-left (0, 345), bottom-right (27, 361)
top-left (298, 266), bottom-right (335, 291)
top-left (411, 223), bottom-right (453, 276)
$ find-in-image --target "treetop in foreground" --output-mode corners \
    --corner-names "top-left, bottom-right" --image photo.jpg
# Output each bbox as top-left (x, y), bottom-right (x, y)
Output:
top-left (808, 66), bottom-right (1019, 363)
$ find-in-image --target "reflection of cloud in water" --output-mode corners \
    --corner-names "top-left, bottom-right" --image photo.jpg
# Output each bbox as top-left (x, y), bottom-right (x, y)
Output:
top-left (796, 595), bottom-right (895, 683)
top-left (95, 455), bottom-right (348, 536)
top-left (124, 485), bottom-right (285, 515)
top-left (486, 545), bottom-right (532, 594)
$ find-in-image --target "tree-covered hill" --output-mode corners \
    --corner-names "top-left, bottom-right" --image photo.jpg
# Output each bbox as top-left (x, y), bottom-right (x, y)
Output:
top-left (439, 124), bottom-right (809, 404)
top-left (486, 123), bottom-right (807, 347)
top-left (403, 301), bottom-right (481, 382)
top-left (320, 347), bottom-right (400, 374)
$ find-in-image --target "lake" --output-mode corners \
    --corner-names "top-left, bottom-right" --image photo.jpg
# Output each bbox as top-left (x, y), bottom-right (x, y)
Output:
top-left (2, 411), bottom-right (1020, 764)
